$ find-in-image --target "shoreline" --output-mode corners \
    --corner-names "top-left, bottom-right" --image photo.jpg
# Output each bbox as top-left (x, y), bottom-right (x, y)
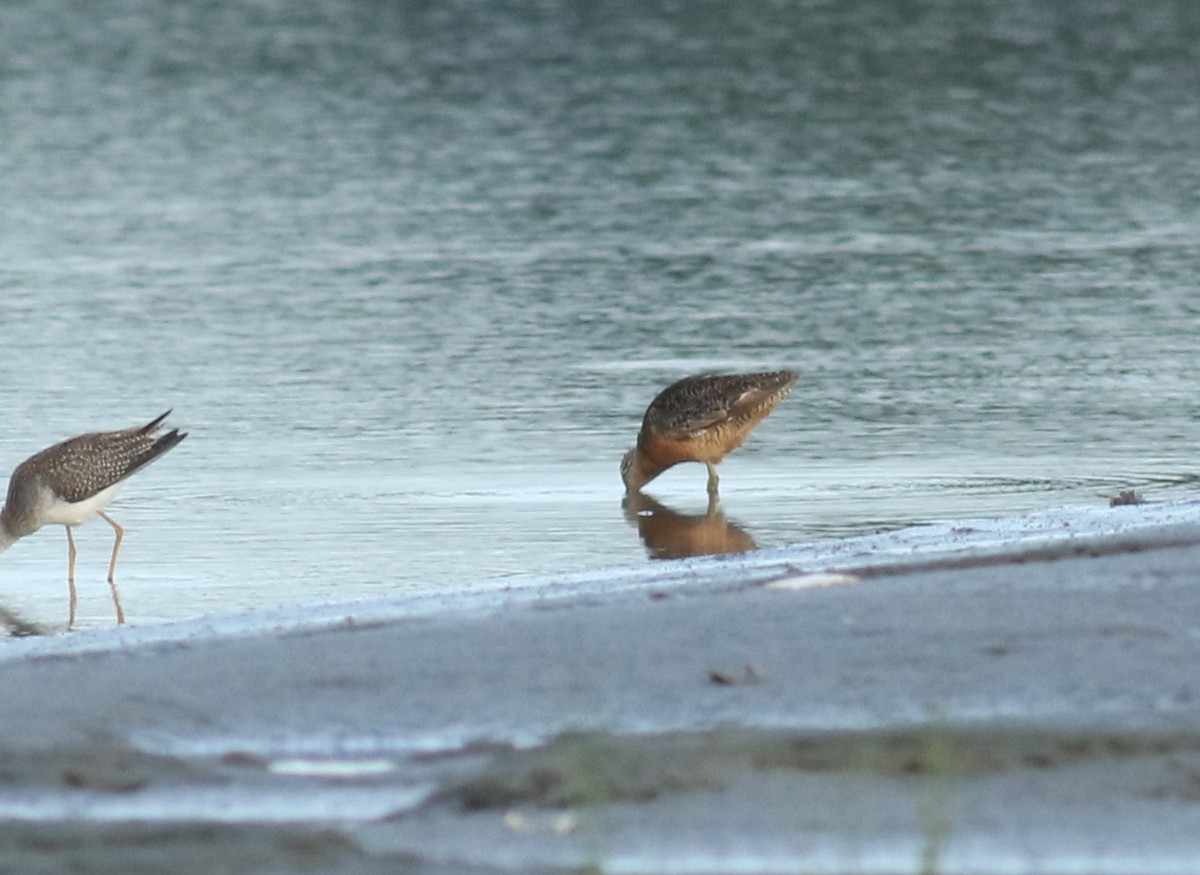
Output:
top-left (3, 499), bottom-right (1200, 872)
top-left (6, 496), bottom-right (1200, 652)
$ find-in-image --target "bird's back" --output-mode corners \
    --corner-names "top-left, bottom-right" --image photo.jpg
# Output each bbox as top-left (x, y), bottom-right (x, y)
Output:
top-left (641, 371), bottom-right (798, 440)
top-left (2, 411), bottom-right (186, 538)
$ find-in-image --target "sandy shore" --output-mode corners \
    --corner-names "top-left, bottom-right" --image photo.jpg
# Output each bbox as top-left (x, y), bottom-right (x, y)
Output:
top-left (4, 501), bottom-right (1200, 873)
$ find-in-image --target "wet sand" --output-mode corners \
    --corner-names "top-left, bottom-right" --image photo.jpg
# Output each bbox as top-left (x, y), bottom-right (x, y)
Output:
top-left (4, 503), bottom-right (1200, 873)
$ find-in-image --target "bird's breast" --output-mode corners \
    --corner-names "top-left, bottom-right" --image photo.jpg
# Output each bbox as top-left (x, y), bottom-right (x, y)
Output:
top-left (37, 482), bottom-right (123, 527)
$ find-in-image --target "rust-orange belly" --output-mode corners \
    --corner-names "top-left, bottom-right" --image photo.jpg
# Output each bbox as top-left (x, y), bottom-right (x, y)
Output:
top-left (625, 370), bottom-right (796, 493)
top-left (638, 410), bottom-right (772, 477)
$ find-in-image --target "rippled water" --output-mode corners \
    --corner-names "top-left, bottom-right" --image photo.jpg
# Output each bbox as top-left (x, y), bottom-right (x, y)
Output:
top-left (3, 0), bottom-right (1200, 628)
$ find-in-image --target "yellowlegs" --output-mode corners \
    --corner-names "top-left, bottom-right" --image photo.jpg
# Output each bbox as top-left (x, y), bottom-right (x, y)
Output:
top-left (0, 410), bottom-right (186, 629)
top-left (621, 371), bottom-right (797, 497)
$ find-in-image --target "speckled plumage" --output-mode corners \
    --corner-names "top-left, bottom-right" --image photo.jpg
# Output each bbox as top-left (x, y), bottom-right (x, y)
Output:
top-left (0, 410), bottom-right (186, 628)
top-left (621, 371), bottom-right (797, 496)
top-left (639, 371), bottom-right (798, 440)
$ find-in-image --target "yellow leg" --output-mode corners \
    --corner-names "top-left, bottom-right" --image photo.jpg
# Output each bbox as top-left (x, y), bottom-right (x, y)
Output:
top-left (65, 526), bottom-right (78, 631)
top-left (97, 511), bottom-right (127, 625)
top-left (706, 463), bottom-right (720, 499)
top-left (98, 511), bottom-right (124, 584)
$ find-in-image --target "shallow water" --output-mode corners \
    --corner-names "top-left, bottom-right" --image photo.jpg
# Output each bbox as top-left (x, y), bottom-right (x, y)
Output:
top-left (3, 0), bottom-right (1200, 628)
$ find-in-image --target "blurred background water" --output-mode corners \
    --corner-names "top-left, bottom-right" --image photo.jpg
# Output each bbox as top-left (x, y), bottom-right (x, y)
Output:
top-left (2, 0), bottom-right (1200, 628)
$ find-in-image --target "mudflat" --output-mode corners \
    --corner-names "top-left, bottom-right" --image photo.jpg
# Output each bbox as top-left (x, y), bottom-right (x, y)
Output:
top-left (3, 511), bottom-right (1200, 873)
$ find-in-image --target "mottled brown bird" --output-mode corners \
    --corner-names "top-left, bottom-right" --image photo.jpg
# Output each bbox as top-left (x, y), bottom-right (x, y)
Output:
top-left (621, 371), bottom-right (797, 497)
top-left (0, 411), bottom-right (186, 629)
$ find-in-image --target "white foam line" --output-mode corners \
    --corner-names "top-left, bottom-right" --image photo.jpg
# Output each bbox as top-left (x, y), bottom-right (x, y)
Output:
top-left (130, 725), bottom-right (550, 760)
top-left (267, 758), bottom-right (399, 778)
top-left (0, 783), bottom-right (432, 823)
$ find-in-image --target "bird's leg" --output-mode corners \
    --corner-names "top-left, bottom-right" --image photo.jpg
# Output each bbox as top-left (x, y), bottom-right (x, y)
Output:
top-left (98, 511), bottom-right (124, 584)
top-left (706, 463), bottom-right (720, 500)
top-left (706, 487), bottom-right (721, 517)
top-left (107, 579), bottom-right (126, 626)
top-left (65, 526), bottom-right (78, 631)
top-left (98, 512), bottom-right (126, 625)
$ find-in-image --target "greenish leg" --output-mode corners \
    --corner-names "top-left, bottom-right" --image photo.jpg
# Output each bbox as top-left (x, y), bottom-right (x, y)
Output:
top-left (706, 463), bottom-right (720, 499)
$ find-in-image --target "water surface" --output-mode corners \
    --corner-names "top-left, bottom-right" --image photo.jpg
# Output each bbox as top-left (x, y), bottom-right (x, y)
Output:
top-left (2, 0), bottom-right (1200, 627)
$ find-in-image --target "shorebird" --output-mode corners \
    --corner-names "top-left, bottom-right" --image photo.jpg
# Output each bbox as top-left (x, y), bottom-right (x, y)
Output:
top-left (0, 410), bottom-right (186, 629)
top-left (621, 371), bottom-right (797, 498)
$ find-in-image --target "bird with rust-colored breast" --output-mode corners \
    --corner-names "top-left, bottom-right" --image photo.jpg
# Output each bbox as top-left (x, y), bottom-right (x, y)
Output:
top-left (621, 371), bottom-right (797, 499)
top-left (0, 410), bottom-right (186, 629)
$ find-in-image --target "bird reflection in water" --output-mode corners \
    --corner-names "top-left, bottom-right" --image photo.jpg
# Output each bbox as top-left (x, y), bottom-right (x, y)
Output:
top-left (622, 491), bottom-right (757, 560)
top-left (0, 603), bottom-right (42, 637)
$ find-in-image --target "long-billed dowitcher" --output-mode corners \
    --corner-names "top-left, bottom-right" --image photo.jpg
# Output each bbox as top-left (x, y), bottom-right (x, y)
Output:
top-left (0, 410), bottom-right (186, 628)
top-left (621, 371), bottom-right (797, 498)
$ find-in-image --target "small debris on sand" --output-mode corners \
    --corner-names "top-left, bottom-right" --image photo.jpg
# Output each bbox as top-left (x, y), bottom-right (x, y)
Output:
top-left (1100, 489), bottom-right (1145, 507)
